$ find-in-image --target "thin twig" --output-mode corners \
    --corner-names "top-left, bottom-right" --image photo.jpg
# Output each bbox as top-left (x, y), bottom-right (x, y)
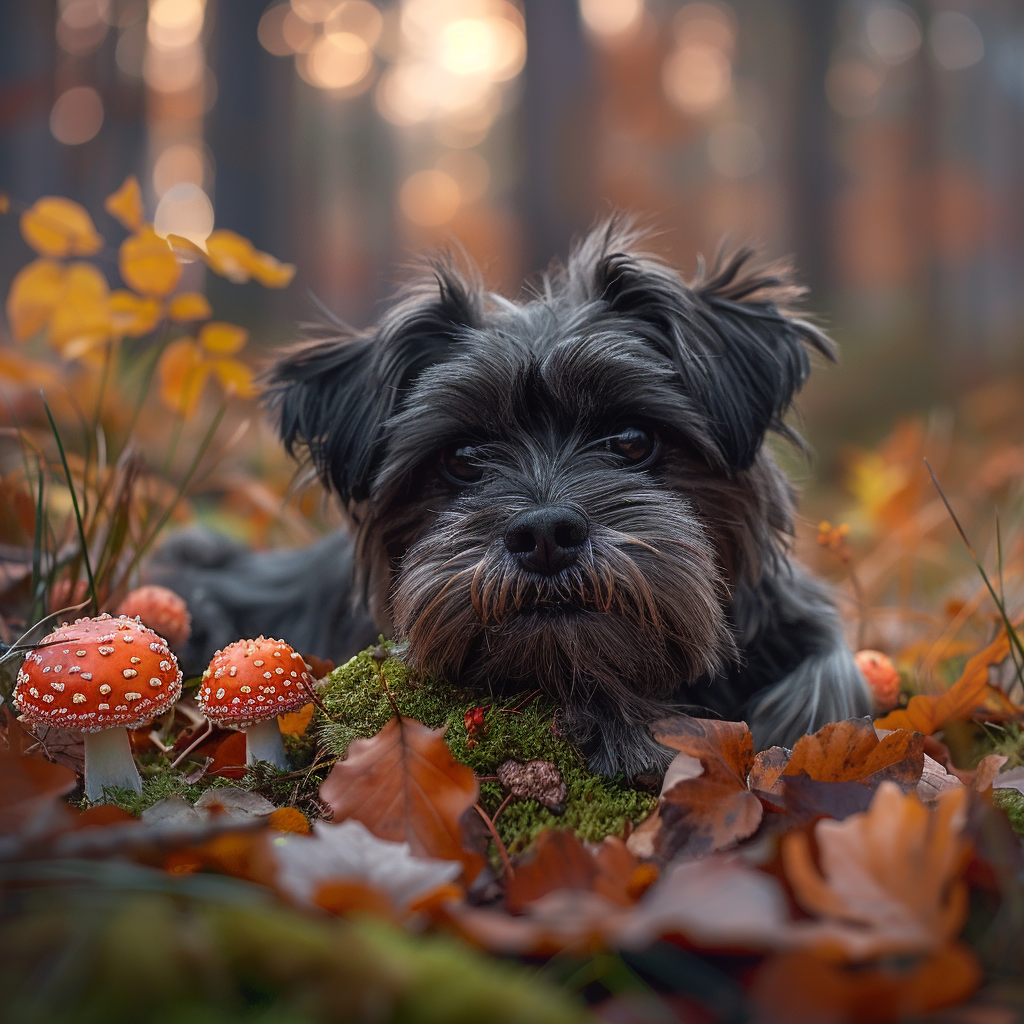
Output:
top-left (474, 802), bottom-right (514, 881)
top-left (490, 793), bottom-right (513, 824)
top-left (169, 720), bottom-right (213, 769)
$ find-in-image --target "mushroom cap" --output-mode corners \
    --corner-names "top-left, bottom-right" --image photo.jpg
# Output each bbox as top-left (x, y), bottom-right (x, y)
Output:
top-left (198, 636), bottom-right (312, 728)
top-left (14, 613), bottom-right (182, 733)
top-left (115, 585), bottom-right (191, 650)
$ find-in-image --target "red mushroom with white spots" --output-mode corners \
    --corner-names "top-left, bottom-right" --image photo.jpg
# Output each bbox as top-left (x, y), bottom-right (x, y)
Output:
top-left (14, 613), bottom-right (182, 802)
top-left (197, 636), bottom-right (312, 769)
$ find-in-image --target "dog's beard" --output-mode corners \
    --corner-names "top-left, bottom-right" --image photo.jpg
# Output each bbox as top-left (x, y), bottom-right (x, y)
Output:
top-left (390, 481), bottom-right (736, 775)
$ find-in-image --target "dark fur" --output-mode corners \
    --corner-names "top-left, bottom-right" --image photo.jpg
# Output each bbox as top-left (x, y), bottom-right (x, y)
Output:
top-left (258, 219), bottom-right (871, 776)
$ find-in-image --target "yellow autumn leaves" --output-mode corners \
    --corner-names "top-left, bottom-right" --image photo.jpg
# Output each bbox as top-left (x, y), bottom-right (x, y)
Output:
top-left (4, 176), bottom-right (297, 416)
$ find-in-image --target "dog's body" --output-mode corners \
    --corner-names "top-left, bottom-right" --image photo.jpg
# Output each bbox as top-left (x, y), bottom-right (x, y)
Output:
top-left (156, 221), bottom-right (870, 776)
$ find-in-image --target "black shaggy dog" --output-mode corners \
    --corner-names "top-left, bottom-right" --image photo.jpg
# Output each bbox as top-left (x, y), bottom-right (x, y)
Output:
top-left (151, 220), bottom-right (870, 776)
top-left (248, 220), bottom-right (870, 777)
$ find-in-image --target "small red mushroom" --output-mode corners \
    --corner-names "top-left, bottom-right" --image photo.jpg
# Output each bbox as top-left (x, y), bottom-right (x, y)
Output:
top-left (116, 585), bottom-right (191, 650)
top-left (197, 636), bottom-right (312, 769)
top-left (14, 613), bottom-right (182, 802)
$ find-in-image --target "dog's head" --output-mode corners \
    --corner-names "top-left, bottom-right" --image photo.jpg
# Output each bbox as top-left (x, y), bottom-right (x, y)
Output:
top-left (265, 220), bottom-right (833, 774)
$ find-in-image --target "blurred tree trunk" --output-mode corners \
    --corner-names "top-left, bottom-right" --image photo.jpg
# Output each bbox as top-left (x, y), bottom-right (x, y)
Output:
top-left (518, 0), bottom-right (597, 273)
top-left (786, 0), bottom-right (841, 300)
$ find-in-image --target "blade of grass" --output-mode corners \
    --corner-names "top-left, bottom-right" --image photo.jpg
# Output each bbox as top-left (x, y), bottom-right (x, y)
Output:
top-left (29, 456), bottom-right (45, 625)
top-left (926, 459), bottom-right (1024, 668)
top-left (122, 397), bottom-right (228, 582)
top-left (41, 393), bottom-right (96, 615)
top-left (995, 509), bottom-right (1024, 692)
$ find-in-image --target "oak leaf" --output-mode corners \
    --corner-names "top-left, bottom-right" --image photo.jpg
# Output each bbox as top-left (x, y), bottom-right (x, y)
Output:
top-left (320, 715), bottom-right (483, 880)
top-left (875, 629), bottom-right (1019, 734)
top-left (781, 782), bottom-right (971, 960)
top-left (20, 196), bottom-right (103, 257)
top-left (749, 718), bottom-right (924, 796)
top-left (649, 716), bottom-right (762, 860)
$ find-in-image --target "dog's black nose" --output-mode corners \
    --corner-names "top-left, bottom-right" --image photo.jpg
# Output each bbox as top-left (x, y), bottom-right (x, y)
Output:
top-left (504, 506), bottom-right (590, 575)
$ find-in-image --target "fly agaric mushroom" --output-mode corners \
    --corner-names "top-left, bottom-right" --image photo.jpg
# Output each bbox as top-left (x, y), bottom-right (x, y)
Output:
top-left (14, 613), bottom-right (182, 802)
top-left (197, 636), bottom-right (312, 769)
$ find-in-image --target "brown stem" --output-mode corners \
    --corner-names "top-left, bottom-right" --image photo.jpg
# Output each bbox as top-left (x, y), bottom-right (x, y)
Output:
top-left (491, 793), bottom-right (513, 824)
top-left (169, 719), bottom-right (212, 769)
top-left (474, 802), bottom-right (514, 881)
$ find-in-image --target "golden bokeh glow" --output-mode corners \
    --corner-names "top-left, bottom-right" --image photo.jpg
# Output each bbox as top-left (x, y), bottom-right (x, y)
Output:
top-left (301, 32), bottom-right (374, 90)
top-left (50, 86), bottom-right (104, 145)
top-left (578, 0), bottom-right (643, 39)
top-left (147, 0), bottom-right (204, 50)
top-left (399, 168), bottom-right (461, 226)
top-left (153, 142), bottom-right (207, 196)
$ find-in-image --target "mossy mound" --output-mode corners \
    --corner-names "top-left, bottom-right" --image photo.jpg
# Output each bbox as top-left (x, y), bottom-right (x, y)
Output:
top-left (994, 790), bottom-right (1024, 838)
top-left (318, 645), bottom-right (657, 855)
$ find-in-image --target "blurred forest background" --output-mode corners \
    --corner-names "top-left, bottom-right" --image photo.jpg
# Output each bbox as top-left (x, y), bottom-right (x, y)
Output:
top-left (1, 0), bottom-right (1023, 552)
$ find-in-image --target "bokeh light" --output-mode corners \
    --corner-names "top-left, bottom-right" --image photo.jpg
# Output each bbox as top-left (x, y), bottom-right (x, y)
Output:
top-left (258, 4), bottom-right (294, 56)
top-left (143, 40), bottom-right (205, 92)
top-left (153, 182), bottom-right (215, 244)
top-left (826, 58), bottom-right (884, 118)
top-left (299, 32), bottom-right (375, 91)
top-left (49, 86), bottom-right (104, 145)
top-left (578, 0), bottom-right (644, 40)
top-left (57, 0), bottom-right (111, 55)
top-left (152, 142), bottom-right (208, 196)
top-left (663, 3), bottom-right (735, 114)
top-left (291, 0), bottom-right (338, 23)
top-left (326, 2), bottom-right (384, 48)
top-left (399, 168), bottom-right (461, 226)
top-left (864, 3), bottom-right (922, 66)
top-left (930, 11), bottom-right (984, 72)
top-left (147, 0), bottom-right (204, 49)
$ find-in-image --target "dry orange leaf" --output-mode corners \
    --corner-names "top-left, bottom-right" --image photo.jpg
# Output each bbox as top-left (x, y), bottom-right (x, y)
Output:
top-left (751, 943), bottom-right (982, 1024)
top-left (0, 748), bottom-right (77, 831)
top-left (247, 248), bottom-right (296, 288)
top-left (278, 702), bottom-right (314, 737)
top-left (120, 225), bottom-right (182, 297)
top-left (167, 291), bottom-right (213, 322)
top-left (0, 349), bottom-right (57, 388)
top-left (210, 358), bottom-right (256, 399)
top-left (750, 718), bottom-right (924, 794)
top-left (20, 196), bottom-right (103, 258)
top-left (199, 321), bottom-right (247, 355)
top-left (104, 175), bottom-right (144, 232)
top-left (165, 233), bottom-right (208, 263)
top-left (782, 782), bottom-right (970, 960)
top-left (5, 258), bottom-right (67, 341)
top-left (320, 715), bottom-right (483, 880)
top-left (108, 289), bottom-right (162, 337)
top-left (48, 262), bottom-right (110, 356)
top-left (875, 628), bottom-right (1018, 734)
top-left (505, 830), bottom-right (653, 914)
top-left (649, 716), bottom-right (762, 860)
top-left (157, 337), bottom-right (209, 416)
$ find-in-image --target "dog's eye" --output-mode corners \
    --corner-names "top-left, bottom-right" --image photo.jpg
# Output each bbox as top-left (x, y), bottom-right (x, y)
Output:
top-left (440, 444), bottom-right (484, 484)
top-left (607, 426), bottom-right (657, 465)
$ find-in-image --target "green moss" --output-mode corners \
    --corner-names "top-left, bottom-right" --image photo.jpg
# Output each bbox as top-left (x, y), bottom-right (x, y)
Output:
top-left (994, 790), bottom-right (1024, 838)
top-left (318, 644), bottom-right (657, 855)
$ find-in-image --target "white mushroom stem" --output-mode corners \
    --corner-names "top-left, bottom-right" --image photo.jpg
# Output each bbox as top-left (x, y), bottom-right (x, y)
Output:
top-left (245, 717), bottom-right (287, 769)
top-left (84, 728), bottom-right (143, 802)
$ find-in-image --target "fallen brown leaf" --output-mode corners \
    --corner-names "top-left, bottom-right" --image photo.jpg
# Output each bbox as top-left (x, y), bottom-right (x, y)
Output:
top-left (649, 716), bottom-right (763, 860)
top-left (504, 830), bottom-right (655, 914)
top-left (278, 702), bottom-right (314, 738)
top-left (320, 715), bottom-right (483, 881)
top-left (781, 782), bottom-right (971, 960)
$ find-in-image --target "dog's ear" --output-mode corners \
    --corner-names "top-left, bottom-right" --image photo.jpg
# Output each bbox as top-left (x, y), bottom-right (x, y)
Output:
top-left (566, 219), bottom-right (834, 470)
top-left (263, 259), bottom-right (481, 504)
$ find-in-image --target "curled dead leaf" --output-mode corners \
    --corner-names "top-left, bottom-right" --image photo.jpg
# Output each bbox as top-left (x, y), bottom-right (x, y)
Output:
top-left (320, 716), bottom-right (483, 880)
